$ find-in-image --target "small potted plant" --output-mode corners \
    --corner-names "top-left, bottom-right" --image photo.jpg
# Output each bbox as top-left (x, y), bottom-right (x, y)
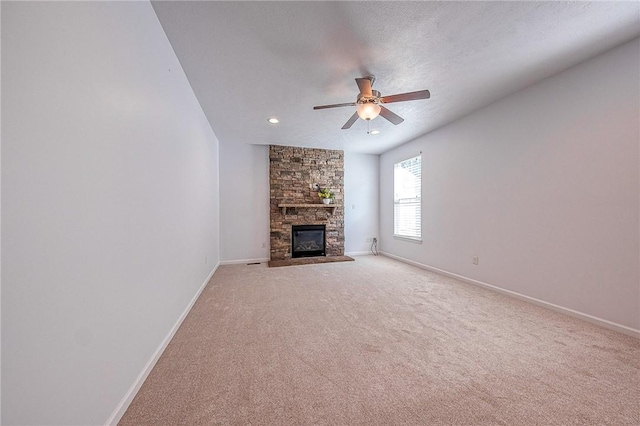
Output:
top-left (318, 188), bottom-right (334, 204)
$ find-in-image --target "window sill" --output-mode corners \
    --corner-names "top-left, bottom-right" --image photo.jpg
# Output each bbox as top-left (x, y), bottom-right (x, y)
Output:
top-left (393, 235), bottom-right (422, 244)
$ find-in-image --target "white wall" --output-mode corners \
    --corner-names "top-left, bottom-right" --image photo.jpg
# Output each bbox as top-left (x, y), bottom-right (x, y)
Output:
top-left (1, 2), bottom-right (220, 425)
top-left (344, 152), bottom-right (379, 254)
top-left (219, 143), bottom-right (270, 263)
top-left (0, 3), bottom-right (3, 422)
top-left (380, 39), bottom-right (640, 331)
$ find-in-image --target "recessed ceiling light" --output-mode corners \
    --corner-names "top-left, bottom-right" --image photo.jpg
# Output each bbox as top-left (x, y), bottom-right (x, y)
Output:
top-left (267, 118), bottom-right (279, 124)
top-left (369, 130), bottom-right (380, 135)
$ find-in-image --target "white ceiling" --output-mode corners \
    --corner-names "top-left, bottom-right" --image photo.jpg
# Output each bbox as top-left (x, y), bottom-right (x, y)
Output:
top-left (152, 1), bottom-right (640, 154)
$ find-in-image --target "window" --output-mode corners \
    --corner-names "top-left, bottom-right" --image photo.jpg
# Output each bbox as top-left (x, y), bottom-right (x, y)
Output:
top-left (394, 154), bottom-right (421, 241)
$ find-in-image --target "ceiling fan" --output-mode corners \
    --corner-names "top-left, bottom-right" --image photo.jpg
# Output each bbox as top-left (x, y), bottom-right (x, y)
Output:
top-left (313, 76), bottom-right (430, 130)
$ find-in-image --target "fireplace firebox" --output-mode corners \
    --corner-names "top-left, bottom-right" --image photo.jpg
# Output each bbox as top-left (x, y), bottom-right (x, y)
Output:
top-left (291, 225), bottom-right (326, 258)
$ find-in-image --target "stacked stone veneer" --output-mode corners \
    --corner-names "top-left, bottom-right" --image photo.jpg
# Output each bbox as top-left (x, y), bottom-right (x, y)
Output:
top-left (270, 145), bottom-right (344, 261)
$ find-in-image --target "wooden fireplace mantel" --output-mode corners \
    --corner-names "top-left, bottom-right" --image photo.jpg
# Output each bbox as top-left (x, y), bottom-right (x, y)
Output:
top-left (277, 203), bottom-right (337, 215)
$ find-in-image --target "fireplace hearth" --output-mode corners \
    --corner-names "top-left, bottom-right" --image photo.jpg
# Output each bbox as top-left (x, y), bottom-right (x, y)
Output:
top-left (291, 225), bottom-right (326, 258)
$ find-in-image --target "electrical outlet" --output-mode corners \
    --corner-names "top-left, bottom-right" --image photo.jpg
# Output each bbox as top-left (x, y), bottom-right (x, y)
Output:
top-left (473, 256), bottom-right (479, 265)
top-left (262, 242), bottom-right (266, 248)
top-left (205, 256), bottom-right (208, 265)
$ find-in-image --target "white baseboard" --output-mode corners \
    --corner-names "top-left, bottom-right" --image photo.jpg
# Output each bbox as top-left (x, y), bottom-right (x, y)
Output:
top-left (104, 262), bottom-right (220, 426)
top-left (345, 251), bottom-right (372, 256)
top-left (380, 251), bottom-right (640, 339)
top-left (219, 258), bottom-right (269, 265)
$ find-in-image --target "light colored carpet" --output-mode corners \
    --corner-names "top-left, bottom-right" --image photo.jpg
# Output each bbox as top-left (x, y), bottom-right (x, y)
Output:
top-left (119, 255), bottom-right (639, 425)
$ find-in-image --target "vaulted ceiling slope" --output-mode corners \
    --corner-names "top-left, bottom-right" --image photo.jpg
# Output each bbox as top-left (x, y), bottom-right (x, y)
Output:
top-left (152, 1), bottom-right (640, 155)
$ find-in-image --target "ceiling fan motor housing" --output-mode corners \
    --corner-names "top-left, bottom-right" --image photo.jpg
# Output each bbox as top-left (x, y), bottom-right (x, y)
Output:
top-left (357, 90), bottom-right (381, 105)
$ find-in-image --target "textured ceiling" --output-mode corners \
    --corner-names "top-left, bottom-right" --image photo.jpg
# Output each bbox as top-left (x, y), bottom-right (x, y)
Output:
top-left (152, 1), bottom-right (640, 154)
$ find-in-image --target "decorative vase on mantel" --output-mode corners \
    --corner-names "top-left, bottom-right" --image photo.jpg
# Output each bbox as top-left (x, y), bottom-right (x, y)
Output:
top-left (318, 188), bottom-right (333, 204)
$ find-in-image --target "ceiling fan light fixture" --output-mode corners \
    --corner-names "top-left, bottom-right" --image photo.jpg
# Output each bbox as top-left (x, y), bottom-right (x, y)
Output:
top-left (356, 102), bottom-right (381, 121)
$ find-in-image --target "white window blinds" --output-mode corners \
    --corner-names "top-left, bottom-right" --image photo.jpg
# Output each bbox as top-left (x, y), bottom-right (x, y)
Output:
top-left (394, 155), bottom-right (422, 240)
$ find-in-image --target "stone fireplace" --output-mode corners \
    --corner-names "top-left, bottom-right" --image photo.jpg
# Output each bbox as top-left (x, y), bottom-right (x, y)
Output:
top-left (269, 145), bottom-right (344, 261)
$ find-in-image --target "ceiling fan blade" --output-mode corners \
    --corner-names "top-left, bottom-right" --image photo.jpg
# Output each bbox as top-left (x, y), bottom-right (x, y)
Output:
top-left (355, 77), bottom-right (373, 96)
top-left (313, 102), bottom-right (357, 110)
top-left (380, 89), bottom-right (431, 104)
top-left (341, 112), bottom-right (359, 129)
top-left (379, 106), bottom-right (404, 125)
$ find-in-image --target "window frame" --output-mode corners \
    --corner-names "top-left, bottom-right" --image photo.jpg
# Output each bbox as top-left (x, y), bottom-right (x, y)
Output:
top-left (393, 154), bottom-right (422, 242)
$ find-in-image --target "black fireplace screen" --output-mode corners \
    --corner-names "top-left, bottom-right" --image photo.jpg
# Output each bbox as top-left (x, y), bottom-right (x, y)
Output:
top-left (291, 225), bottom-right (326, 258)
